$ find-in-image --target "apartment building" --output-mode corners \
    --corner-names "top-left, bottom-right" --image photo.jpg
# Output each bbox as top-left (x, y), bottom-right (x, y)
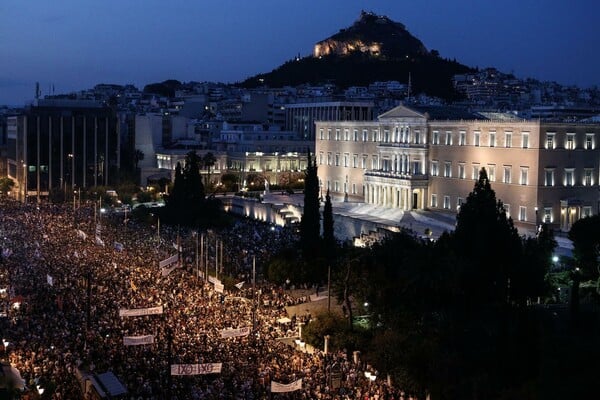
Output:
top-left (316, 104), bottom-right (600, 231)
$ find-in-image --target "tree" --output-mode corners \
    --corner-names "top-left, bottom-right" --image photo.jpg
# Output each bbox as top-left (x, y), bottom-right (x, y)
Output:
top-left (163, 152), bottom-right (206, 226)
top-left (0, 177), bottom-right (15, 196)
top-left (453, 167), bottom-right (521, 307)
top-left (133, 149), bottom-right (144, 170)
top-left (322, 189), bottom-right (335, 260)
top-left (202, 152), bottom-right (217, 189)
top-left (300, 150), bottom-right (321, 260)
top-left (568, 214), bottom-right (600, 281)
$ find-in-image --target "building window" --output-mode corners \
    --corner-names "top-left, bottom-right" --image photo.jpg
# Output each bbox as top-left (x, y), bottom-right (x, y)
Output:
top-left (564, 168), bottom-right (574, 186)
top-left (520, 168), bottom-right (528, 185)
top-left (343, 129), bottom-right (348, 141)
top-left (335, 154), bottom-right (340, 166)
top-left (445, 131), bottom-right (452, 145)
top-left (362, 129), bottom-right (368, 141)
top-left (545, 169), bottom-right (554, 186)
top-left (546, 133), bottom-right (555, 149)
top-left (543, 207), bottom-right (552, 223)
top-left (431, 194), bottom-right (438, 208)
top-left (362, 155), bottom-right (367, 169)
top-left (443, 196), bottom-right (450, 209)
top-left (384, 130), bottom-right (390, 142)
top-left (472, 165), bottom-right (480, 179)
top-left (584, 169), bottom-right (593, 186)
top-left (505, 132), bottom-right (512, 148)
top-left (353, 154), bottom-right (358, 168)
top-left (489, 131), bottom-right (496, 147)
top-left (566, 133), bottom-right (575, 150)
top-left (444, 162), bottom-right (452, 178)
top-left (372, 130), bottom-right (378, 142)
top-left (327, 153), bottom-right (332, 166)
top-left (503, 166), bottom-right (511, 184)
top-left (583, 206), bottom-right (592, 218)
top-left (319, 153), bottom-right (323, 165)
top-left (488, 164), bottom-right (496, 182)
top-left (353, 129), bottom-right (358, 141)
top-left (504, 204), bottom-right (511, 218)
top-left (431, 161), bottom-right (439, 177)
top-left (343, 154), bottom-right (348, 167)
top-left (458, 163), bottom-right (466, 179)
top-left (327, 129), bottom-right (331, 140)
top-left (335, 129), bottom-right (340, 141)
top-left (372, 156), bottom-right (378, 170)
top-left (432, 130), bottom-right (439, 145)
top-left (352, 183), bottom-right (356, 194)
top-left (474, 131), bottom-right (480, 146)
top-left (519, 206), bottom-right (527, 221)
top-left (334, 181), bottom-right (339, 192)
top-left (522, 132), bottom-right (529, 148)
top-left (459, 131), bottom-right (466, 146)
top-left (457, 197), bottom-right (464, 210)
top-left (586, 133), bottom-right (594, 149)
top-left (344, 182), bottom-right (348, 193)
top-left (319, 129), bottom-right (324, 140)
top-left (414, 130), bottom-right (421, 144)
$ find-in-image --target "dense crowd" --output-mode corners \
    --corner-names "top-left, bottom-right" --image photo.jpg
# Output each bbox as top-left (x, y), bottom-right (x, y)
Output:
top-left (0, 198), bottom-right (416, 399)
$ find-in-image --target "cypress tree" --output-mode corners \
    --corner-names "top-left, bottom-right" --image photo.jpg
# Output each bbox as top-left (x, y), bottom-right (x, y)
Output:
top-left (300, 150), bottom-right (321, 259)
top-left (323, 189), bottom-right (335, 257)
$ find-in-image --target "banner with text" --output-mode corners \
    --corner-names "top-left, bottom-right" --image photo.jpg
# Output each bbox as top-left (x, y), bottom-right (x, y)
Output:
top-left (159, 254), bottom-right (179, 268)
top-left (119, 305), bottom-right (164, 317)
top-left (271, 379), bottom-right (303, 393)
top-left (161, 263), bottom-right (181, 277)
top-left (220, 326), bottom-right (250, 338)
top-left (214, 282), bottom-right (224, 293)
top-left (123, 335), bottom-right (154, 346)
top-left (171, 363), bottom-right (222, 376)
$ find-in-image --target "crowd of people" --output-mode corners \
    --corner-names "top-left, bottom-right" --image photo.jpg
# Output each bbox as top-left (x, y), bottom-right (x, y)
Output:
top-left (0, 197), bottom-right (416, 399)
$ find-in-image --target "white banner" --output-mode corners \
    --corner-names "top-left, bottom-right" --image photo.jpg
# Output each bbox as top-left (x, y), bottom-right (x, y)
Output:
top-left (46, 274), bottom-right (53, 286)
top-left (214, 282), bottom-right (224, 293)
top-left (208, 276), bottom-right (219, 285)
top-left (159, 254), bottom-right (179, 268)
top-left (123, 335), bottom-right (154, 346)
top-left (234, 281), bottom-right (244, 289)
top-left (119, 305), bottom-right (164, 317)
top-left (220, 326), bottom-right (251, 338)
top-left (271, 379), bottom-right (303, 393)
top-left (161, 263), bottom-right (181, 277)
top-left (171, 363), bottom-right (222, 376)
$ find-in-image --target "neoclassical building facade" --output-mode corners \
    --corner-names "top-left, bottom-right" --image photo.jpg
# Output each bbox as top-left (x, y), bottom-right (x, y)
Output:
top-left (315, 105), bottom-right (600, 231)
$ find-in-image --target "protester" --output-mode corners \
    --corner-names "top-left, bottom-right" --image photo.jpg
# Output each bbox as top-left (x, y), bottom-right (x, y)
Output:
top-left (0, 197), bottom-right (412, 400)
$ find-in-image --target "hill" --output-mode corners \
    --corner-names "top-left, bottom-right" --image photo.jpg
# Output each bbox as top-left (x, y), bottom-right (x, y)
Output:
top-left (240, 11), bottom-right (474, 101)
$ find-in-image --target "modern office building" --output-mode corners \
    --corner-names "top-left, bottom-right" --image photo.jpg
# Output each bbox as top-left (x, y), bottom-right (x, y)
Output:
top-left (316, 104), bottom-right (600, 231)
top-left (285, 101), bottom-right (374, 142)
top-left (6, 99), bottom-right (119, 201)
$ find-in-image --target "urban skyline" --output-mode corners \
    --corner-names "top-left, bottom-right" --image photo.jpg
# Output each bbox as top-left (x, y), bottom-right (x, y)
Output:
top-left (2, 0), bottom-right (599, 106)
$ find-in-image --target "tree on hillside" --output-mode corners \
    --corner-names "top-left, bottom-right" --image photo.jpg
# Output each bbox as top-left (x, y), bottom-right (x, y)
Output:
top-left (300, 150), bottom-right (321, 259)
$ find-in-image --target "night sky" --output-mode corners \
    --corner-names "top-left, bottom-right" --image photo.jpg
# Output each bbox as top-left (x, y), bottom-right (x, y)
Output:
top-left (1, 0), bottom-right (598, 106)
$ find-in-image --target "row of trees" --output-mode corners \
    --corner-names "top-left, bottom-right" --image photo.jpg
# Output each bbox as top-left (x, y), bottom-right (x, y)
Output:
top-left (297, 168), bottom-right (600, 399)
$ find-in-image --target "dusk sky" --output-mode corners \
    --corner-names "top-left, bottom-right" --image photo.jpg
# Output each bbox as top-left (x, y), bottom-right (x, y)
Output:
top-left (1, 0), bottom-right (598, 106)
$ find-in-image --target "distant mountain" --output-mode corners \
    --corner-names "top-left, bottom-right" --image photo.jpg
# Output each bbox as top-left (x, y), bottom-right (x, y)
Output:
top-left (240, 11), bottom-right (474, 100)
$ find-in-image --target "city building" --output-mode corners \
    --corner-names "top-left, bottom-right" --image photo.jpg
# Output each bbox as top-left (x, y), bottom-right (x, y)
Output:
top-left (316, 104), bottom-right (600, 231)
top-left (6, 99), bottom-right (119, 202)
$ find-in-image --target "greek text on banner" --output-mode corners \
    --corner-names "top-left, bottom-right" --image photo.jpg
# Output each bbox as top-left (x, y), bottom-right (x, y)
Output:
top-left (119, 305), bottom-right (164, 317)
top-left (271, 378), bottom-right (303, 393)
top-left (123, 335), bottom-right (154, 346)
top-left (171, 363), bottom-right (222, 376)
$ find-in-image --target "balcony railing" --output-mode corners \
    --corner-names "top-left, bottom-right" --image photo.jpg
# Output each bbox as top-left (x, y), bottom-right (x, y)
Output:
top-left (364, 170), bottom-right (429, 180)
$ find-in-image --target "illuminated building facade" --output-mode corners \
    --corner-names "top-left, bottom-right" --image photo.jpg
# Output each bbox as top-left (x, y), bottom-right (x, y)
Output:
top-left (316, 104), bottom-right (600, 231)
top-left (7, 100), bottom-right (119, 202)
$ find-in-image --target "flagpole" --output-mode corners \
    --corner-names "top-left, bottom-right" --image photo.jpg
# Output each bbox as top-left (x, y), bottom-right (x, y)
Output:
top-left (195, 231), bottom-right (199, 278)
top-left (215, 239), bottom-right (218, 281)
